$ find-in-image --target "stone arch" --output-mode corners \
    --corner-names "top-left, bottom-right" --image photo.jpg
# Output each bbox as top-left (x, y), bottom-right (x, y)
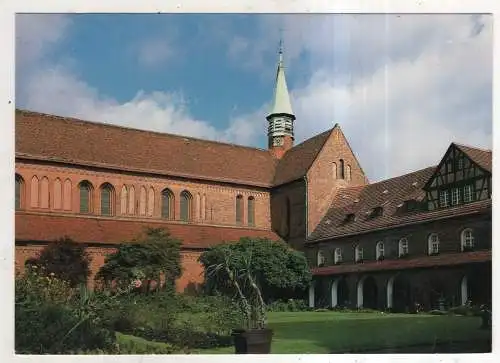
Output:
top-left (330, 277), bottom-right (349, 308)
top-left (357, 275), bottom-right (378, 309)
top-left (387, 273), bottom-right (412, 312)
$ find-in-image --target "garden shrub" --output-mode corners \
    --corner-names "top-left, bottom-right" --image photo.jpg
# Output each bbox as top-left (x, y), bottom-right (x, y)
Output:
top-left (268, 299), bottom-right (308, 312)
top-left (25, 237), bottom-right (91, 287)
top-left (429, 309), bottom-right (448, 315)
top-left (449, 305), bottom-right (482, 317)
top-left (116, 332), bottom-right (177, 354)
top-left (15, 270), bottom-right (116, 354)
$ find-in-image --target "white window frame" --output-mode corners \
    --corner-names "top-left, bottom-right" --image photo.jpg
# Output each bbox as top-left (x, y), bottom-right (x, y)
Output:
top-left (461, 228), bottom-right (475, 251)
top-left (376, 241), bottom-right (384, 260)
top-left (398, 238), bottom-right (409, 257)
top-left (439, 190), bottom-right (449, 207)
top-left (463, 184), bottom-right (473, 203)
top-left (428, 233), bottom-right (439, 255)
top-left (355, 246), bottom-right (363, 262)
top-left (317, 250), bottom-right (326, 267)
top-left (451, 187), bottom-right (460, 206)
top-left (334, 248), bottom-right (342, 264)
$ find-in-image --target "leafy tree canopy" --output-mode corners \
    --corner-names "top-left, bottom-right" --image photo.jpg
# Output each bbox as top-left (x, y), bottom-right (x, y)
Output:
top-left (95, 228), bottom-right (182, 290)
top-left (199, 237), bottom-right (312, 303)
top-left (25, 237), bottom-right (91, 287)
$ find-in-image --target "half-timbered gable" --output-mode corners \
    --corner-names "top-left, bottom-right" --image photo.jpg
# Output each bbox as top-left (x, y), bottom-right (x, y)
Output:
top-left (424, 143), bottom-right (492, 211)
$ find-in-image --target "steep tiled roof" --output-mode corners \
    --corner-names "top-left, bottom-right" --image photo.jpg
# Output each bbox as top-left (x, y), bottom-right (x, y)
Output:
top-left (15, 212), bottom-right (282, 249)
top-left (273, 128), bottom-right (333, 185)
top-left (311, 250), bottom-right (491, 275)
top-left (308, 165), bottom-right (492, 242)
top-left (454, 143), bottom-right (492, 172)
top-left (15, 110), bottom-right (277, 187)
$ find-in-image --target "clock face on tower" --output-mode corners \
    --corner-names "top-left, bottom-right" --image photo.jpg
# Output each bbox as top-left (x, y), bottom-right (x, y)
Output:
top-left (273, 137), bottom-right (284, 146)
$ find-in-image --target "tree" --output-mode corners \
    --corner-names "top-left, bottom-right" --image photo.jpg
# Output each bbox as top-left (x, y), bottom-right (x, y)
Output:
top-left (95, 228), bottom-right (182, 291)
top-left (199, 237), bottom-right (312, 303)
top-left (25, 237), bottom-right (91, 287)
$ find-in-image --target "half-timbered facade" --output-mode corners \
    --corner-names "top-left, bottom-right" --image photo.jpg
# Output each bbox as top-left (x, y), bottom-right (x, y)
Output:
top-left (306, 143), bottom-right (492, 311)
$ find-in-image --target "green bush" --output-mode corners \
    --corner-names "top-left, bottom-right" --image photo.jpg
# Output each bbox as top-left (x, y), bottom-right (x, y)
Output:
top-left (449, 305), bottom-right (482, 317)
top-left (268, 299), bottom-right (308, 312)
top-left (116, 332), bottom-right (177, 354)
top-left (15, 270), bottom-right (116, 354)
top-left (429, 309), bottom-right (448, 315)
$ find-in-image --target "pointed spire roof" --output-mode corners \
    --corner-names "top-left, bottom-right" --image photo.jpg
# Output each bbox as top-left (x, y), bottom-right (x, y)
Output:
top-left (268, 40), bottom-right (294, 118)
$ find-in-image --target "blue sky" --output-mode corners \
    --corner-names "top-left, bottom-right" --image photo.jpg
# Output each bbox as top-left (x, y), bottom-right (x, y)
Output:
top-left (15, 14), bottom-right (492, 181)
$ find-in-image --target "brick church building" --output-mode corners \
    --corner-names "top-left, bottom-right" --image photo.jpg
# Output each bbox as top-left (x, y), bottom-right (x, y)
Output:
top-left (15, 48), bottom-right (492, 310)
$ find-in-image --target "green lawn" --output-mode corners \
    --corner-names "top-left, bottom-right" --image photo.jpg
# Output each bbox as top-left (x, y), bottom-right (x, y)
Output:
top-left (192, 311), bottom-right (491, 354)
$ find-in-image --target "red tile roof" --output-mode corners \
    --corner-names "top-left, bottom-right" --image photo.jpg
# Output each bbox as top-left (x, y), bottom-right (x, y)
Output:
top-left (308, 165), bottom-right (492, 242)
top-left (15, 110), bottom-right (278, 187)
top-left (454, 143), bottom-right (492, 172)
top-left (273, 128), bottom-right (333, 185)
top-left (15, 212), bottom-right (282, 249)
top-left (311, 250), bottom-right (491, 275)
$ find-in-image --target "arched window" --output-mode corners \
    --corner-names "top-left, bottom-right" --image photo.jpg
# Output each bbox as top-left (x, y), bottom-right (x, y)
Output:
top-left (339, 159), bottom-right (345, 179)
top-left (317, 250), bottom-right (326, 267)
top-left (428, 233), bottom-right (439, 255)
top-left (235, 194), bottom-right (243, 225)
top-left (376, 241), bottom-right (384, 260)
top-left (346, 165), bottom-right (352, 181)
top-left (201, 194), bottom-right (206, 220)
top-left (332, 162), bottom-right (337, 180)
top-left (120, 185), bottom-right (128, 215)
top-left (248, 196), bottom-right (255, 226)
top-left (100, 183), bottom-right (114, 216)
top-left (461, 228), bottom-right (474, 251)
top-left (53, 178), bottom-right (62, 210)
top-left (79, 181), bottom-right (93, 214)
top-left (180, 190), bottom-right (192, 222)
top-left (15, 174), bottom-right (24, 210)
top-left (399, 237), bottom-right (409, 257)
top-left (161, 188), bottom-right (174, 219)
top-left (355, 245), bottom-right (363, 263)
top-left (334, 248), bottom-right (342, 264)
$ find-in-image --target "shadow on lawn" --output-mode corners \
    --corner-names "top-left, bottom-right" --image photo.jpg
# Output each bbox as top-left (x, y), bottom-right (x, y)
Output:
top-left (269, 315), bottom-right (492, 354)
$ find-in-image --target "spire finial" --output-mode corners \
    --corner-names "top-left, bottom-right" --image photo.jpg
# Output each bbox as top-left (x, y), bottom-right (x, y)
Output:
top-left (278, 28), bottom-right (284, 64)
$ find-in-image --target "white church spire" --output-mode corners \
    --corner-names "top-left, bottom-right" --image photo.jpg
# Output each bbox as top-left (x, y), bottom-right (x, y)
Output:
top-left (267, 38), bottom-right (295, 158)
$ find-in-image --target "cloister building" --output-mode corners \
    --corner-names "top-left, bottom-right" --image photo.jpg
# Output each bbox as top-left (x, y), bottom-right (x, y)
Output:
top-left (14, 48), bottom-right (492, 308)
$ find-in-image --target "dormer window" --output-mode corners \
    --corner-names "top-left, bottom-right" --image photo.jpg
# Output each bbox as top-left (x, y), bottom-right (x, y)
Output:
top-left (371, 206), bottom-right (383, 218)
top-left (405, 199), bottom-right (419, 212)
top-left (345, 213), bottom-right (356, 223)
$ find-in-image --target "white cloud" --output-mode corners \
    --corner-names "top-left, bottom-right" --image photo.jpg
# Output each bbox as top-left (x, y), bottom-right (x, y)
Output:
top-left (16, 14), bottom-right (492, 183)
top-left (16, 14), bottom-right (265, 148)
top-left (135, 38), bottom-right (175, 68)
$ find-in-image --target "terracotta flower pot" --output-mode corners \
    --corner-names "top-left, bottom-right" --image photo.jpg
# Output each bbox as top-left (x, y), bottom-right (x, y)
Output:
top-left (232, 328), bottom-right (273, 354)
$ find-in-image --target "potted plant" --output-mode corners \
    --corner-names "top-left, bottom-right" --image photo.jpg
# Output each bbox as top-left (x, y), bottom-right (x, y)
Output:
top-left (207, 247), bottom-right (273, 354)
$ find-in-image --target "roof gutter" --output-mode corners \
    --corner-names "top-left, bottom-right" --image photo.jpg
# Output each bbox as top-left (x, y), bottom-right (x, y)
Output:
top-left (306, 205), bottom-right (491, 245)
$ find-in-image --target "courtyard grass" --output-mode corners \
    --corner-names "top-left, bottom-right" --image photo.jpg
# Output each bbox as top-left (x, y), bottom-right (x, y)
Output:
top-left (192, 311), bottom-right (491, 354)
